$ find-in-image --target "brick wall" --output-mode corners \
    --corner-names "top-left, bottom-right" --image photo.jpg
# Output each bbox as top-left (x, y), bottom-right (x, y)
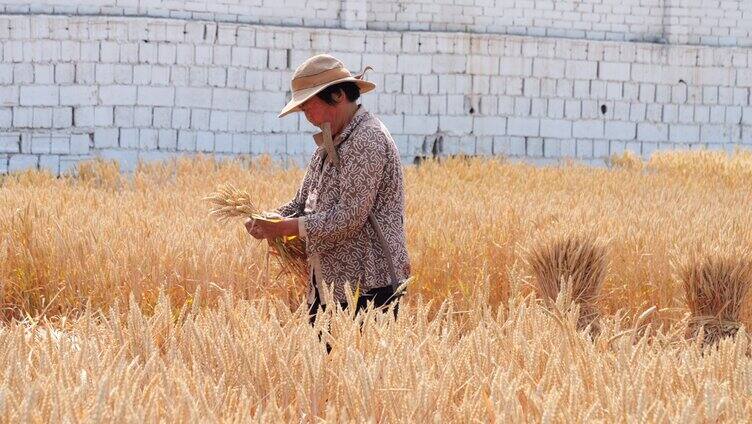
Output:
top-left (368, 0), bottom-right (752, 48)
top-left (0, 1), bottom-right (750, 48)
top-left (0, 14), bottom-right (751, 175)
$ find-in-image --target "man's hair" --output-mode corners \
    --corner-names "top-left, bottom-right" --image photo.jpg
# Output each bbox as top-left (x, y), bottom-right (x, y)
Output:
top-left (316, 82), bottom-right (361, 105)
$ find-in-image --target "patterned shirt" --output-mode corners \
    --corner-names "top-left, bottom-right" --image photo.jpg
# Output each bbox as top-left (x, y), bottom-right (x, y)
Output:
top-left (276, 106), bottom-right (411, 304)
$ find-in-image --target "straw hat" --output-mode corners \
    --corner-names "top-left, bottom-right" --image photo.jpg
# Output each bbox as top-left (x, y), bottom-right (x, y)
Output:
top-left (278, 54), bottom-right (376, 118)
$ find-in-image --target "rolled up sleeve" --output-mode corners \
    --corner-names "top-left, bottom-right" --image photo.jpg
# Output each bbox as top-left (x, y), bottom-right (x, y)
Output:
top-left (302, 134), bottom-right (386, 253)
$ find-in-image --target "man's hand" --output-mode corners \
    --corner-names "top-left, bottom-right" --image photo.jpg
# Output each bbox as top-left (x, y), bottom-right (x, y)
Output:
top-left (244, 217), bottom-right (299, 240)
top-left (244, 217), bottom-right (266, 240)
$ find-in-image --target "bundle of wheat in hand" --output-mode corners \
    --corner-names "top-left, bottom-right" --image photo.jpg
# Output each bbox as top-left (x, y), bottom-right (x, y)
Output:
top-left (204, 183), bottom-right (307, 284)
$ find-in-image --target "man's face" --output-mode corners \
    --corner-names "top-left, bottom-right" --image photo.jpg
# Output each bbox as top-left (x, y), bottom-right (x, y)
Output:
top-left (300, 95), bottom-right (336, 127)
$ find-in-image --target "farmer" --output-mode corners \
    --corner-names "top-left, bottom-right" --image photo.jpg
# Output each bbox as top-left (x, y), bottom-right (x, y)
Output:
top-left (245, 54), bottom-right (411, 324)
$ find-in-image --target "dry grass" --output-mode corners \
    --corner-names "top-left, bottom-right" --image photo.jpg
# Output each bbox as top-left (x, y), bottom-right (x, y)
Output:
top-left (0, 150), bottom-right (752, 421)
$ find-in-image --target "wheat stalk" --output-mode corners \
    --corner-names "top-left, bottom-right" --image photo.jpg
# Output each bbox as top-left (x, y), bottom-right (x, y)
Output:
top-left (204, 183), bottom-right (308, 284)
top-left (676, 247), bottom-right (752, 347)
top-left (524, 232), bottom-right (608, 335)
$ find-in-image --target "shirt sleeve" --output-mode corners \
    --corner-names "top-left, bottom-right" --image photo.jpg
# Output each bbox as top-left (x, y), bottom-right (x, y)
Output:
top-left (275, 154), bottom-right (316, 218)
top-left (300, 130), bottom-right (387, 254)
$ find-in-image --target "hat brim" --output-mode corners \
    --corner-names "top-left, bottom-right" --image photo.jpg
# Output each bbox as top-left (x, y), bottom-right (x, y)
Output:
top-left (278, 77), bottom-right (376, 118)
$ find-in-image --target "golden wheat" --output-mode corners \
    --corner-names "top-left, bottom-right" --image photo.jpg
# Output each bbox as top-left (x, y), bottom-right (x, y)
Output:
top-left (524, 232), bottom-right (607, 333)
top-left (204, 183), bottom-right (308, 285)
top-left (0, 151), bottom-right (752, 421)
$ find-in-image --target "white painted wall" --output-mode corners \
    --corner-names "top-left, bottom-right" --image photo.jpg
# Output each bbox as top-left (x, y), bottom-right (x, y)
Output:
top-left (0, 1), bottom-right (750, 47)
top-left (0, 11), bottom-right (750, 175)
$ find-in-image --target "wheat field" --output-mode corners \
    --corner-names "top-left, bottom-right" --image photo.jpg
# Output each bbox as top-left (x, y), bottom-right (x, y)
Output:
top-left (1, 151), bottom-right (751, 422)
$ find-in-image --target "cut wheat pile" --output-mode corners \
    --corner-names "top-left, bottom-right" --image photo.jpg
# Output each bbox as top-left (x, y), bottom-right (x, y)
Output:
top-left (1, 150), bottom-right (752, 421)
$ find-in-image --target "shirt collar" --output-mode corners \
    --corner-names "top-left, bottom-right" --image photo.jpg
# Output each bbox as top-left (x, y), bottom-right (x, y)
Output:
top-left (312, 105), bottom-right (368, 150)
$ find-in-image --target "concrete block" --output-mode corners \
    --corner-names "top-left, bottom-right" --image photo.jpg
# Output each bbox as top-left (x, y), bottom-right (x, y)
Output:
top-left (210, 111), bottom-right (228, 131)
top-left (0, 134), bottom-right (20, 153)
top-left (473, 116), bottom-right (506, 136)
top-left (610, 140), bottom-right (626, 156)
top-left (175, 87), bottom-right (212, 108)
top-left (249, 92), bottom-right (285, 112)
top-left (50, 136), bottom-right (69, 154)
top-left (31, 135), bottom-right (51, 154)
top-left (153, 107), bottom-right (172, 128)
top-left (593, 139), bottom-right (610, 159)
top-left (8, 154), bottom-right (38, 172)
top-left (701, 124), bottom-right (736, 144)
top-left (172, 108), bottom-right (190, 129)
top-left (94, 107), bottom-right (114, 126)
top-left (637, 123), bottom-right (669, 142)
top-left (196, 131), bottom-right (214, 152)
top-left (119, 128), bottom-right (140, 149)
top-left (0, 108), bottom-right (10, 128)
top-left (39, 155), bottom-right (60, 175)
top-left (94, 128), bottom-right (119, 148)
top-left (398, 55), bottom-right (431, 74)
top-left (139, 128), bottom-right (158, 150)
top-left (509, 137), bottom-right (526, 156)
top-left (439, 116), bottom-right (473, 135)
top-left (499, 57), bottom-right (531, 77)
top-left (604, 121), bottom-right (636, 140)
top-left (232, 133), bottom-right (251, 154)
top-left (99, 85), bottom-right (137, 105)
top-left (507, 117), bottom-right (539, 137)
top-left (576, 139), bottom-right (594, 159)
top-left (95, 64), bottom-right (115, 85)
top-left (31, 108), bottom-right (52, 128)
top-left (133, 65), bottom-right (151, 85)
top-left (137, 86), bottom-right (174, 106)
top-left (379, 114), bottom-right (403, 134)
top-left (115, 106), bottom-right (134, 127)
top-left (559, 138), bottom-right (577, 157)
top-left (475, 137), bottom-right (493, 156)
top-left (177, 130), bottom-right (197, 151)
top-left (213, 88), bottom-right (249, 110)
top-left (214, 133), bottom-right (233, 152)
top-left (467, 55), bottom-right (499, 75)
top-left (543, 138), bottom-right (561, 158)
top-left (53, 107), bottom-right (72, 128)
top-left (540, 119), bottom-right (572, 138)
top-left (69, 134), bottom-right (90, 154)
top-left (0, 65), bottom-right (12, 84)
top-left (158, 43), bottom-right (176, 64)
top-left (566, 60), bottom-right (598, 79)
top-left (13, 107), bottom-right (33, 127)
top-left (669, 124), bottom-right (700, 142)
top-left (100, 41), bottom-right (120, 63)
top-left (598, 62), bottom-right (630, 81)
top-left (573, 120), bottom-right (605, 139)
top-left (158, 129), bottom-right (177, 150)
top-left (20, 86), bottom-right (58, 106)
top-left (404, 115), bottom-right (438, 135)
top-left (526, 137), bottom-right (544, 157)
top-left (133, 106), bottom-right (153, 127)
top-left (532, 58), bottom-right (566, 79)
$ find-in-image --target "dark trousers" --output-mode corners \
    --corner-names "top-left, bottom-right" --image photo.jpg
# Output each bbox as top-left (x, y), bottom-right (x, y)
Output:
top-left (307, 283), bottom-right (400, 325)
top-left (307, 278), bottom-right (401, 352)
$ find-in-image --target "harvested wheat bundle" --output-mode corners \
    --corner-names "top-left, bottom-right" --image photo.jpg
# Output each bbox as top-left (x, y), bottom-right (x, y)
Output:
top-left (524, 232), bottom-right (608, 334)
top-left (675, 247), bottom-right (752, 347)
top-left (204, 183), bottom-right (308, 284)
